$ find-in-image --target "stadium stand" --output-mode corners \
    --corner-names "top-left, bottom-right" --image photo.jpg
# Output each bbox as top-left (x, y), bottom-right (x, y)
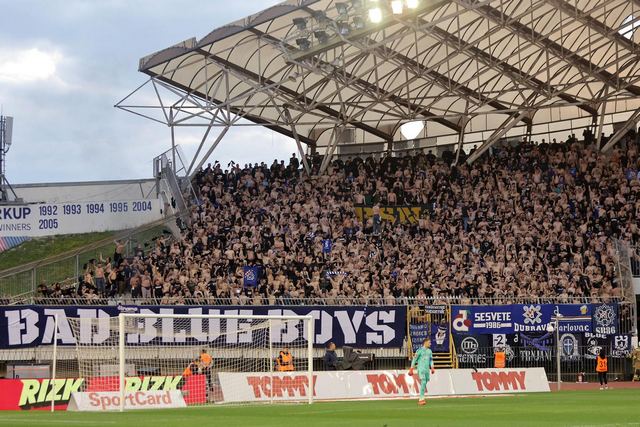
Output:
top-left (33, 131), bottom-right (640, 305)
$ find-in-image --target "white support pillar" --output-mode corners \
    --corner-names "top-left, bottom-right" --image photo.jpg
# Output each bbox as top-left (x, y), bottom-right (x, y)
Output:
top-left (595, 91), bottom-right (608, 149)
top-left (601, 105), bottom-right (640, 152)
top-left (283, 108), bottom-right (312, 176)
top-left (187, 126), bottom-right (230, 180)
top-left (453, 116), bottom-right (469, 166)
top-left (466, 112), bottom-right (529, 164)
top-left (319, 126), bottom-right (342, 175)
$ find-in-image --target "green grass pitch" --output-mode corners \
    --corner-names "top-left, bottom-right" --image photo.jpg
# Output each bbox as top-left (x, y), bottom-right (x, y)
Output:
top-left (0, 390), bottom-right (638, 427)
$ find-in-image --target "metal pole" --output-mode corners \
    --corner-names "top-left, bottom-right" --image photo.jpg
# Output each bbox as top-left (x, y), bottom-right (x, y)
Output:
top-left (307, 315), bottom-right (314, 405)
top-left (170, 109), bottom-right (177, 176)
top-left (119, 314), bottom-right (126, 412)
top-left (269, 319), bottom-right (274, 405)
top-left (50, 314), bottom-right (58, 413)
top-left (556, 318), bottom-right (561, 392)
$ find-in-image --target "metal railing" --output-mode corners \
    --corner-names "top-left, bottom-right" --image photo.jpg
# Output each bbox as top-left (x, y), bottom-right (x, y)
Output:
top-left (1, 295), bottom-right (629, 307)
top-left (455, 345), bottom-right (633, 382)
top-left (631, 245), bottom-right (640, 277)
top-left (0, 216), bottom-right (178, 298)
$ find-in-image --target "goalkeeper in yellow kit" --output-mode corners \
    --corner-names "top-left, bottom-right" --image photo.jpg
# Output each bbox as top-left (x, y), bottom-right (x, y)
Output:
top-left (409, 338), bottom-right (435, 406)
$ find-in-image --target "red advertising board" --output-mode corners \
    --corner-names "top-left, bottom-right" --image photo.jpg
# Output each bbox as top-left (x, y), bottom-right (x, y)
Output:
top-left (0, 375), bottom-right (206, 411)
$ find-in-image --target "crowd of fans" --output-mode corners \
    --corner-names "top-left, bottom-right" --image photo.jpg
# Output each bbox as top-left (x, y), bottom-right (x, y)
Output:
top-left (36, 131), bottom-right (640, 305)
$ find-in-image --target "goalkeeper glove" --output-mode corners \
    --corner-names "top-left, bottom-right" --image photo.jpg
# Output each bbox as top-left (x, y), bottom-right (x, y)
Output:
top-left (408, 367), bottom-right (415, 376)
top-left (431, 368), bottom-right (435, 375)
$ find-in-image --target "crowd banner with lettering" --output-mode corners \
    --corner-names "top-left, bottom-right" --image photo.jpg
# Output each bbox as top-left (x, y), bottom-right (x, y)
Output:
top-left (452, 306), bottom-right (513, 334)
top-left (453, 334), bottom-right (491, 367)
top-left (452, 304), bottom-right (614, 335)
top-left (610, 335), bottom-right (632, 358)
top-left (408, 323), bottom-right (430, 354)
top-left (592, 303), bottom-right (618, 336)
top-left (0, 200), bottom-right (163, 238)
top-left (0, 305), bottom-right (406, 349)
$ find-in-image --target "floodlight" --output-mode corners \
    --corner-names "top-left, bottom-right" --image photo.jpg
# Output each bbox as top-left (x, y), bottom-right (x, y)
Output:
top-left (406, 0), bottom-right (419, 9)
top-left (336, 2), bottom-right (349, 15)
top-left (400, 121), bottom-right (424, 140)
top-left (391, 0), bottom-right (404, 14)
top-left (296, 37), bottom-right (311, 50)
top-left (337, 21), bottom-right (351, 35)
top-left (313, 10), bottom-right (328, 23)
top-left (293, 18), bottom-right (307, 31)
top-left (314, 30), bottom-right (329, 44)
top-left (368, 7), bottom-right (383, 23)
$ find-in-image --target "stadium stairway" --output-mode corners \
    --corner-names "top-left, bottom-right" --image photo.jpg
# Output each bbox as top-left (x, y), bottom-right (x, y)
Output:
top-left (433, 352), bottom-right (456, 369)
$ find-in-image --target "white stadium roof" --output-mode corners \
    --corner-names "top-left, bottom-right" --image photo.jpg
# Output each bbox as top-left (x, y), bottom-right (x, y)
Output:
top-left (117, 0), bottom-right (640, 171)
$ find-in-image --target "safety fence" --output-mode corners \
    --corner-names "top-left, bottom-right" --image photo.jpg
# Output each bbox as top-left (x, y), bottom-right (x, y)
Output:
top-left (0, 216), bottom-right (178, 297)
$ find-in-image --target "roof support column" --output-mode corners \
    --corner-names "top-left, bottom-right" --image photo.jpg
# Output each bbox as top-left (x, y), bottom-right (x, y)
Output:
top-left (282, 108), bottom-right (311, 176)
top-left (601, 106), bottom-right (640, 153)
top-left (595, 96), bottom-right (608, 150)
top-left (319, 126), bottom-right (343, 175)
top-left (170, 109), bottom-right (177, 176)
top-left (187, 125), bottom-right (230, 180)
top-left (466, 112), bottom-right (530, 164)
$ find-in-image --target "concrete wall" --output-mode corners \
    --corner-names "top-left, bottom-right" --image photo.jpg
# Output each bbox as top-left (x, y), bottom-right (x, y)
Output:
top-left (13, 179), bottom-right (157, 204)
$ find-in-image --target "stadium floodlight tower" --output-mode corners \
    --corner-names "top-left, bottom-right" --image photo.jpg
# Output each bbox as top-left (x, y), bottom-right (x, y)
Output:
top-left (0, 114), bottom-right (18, 203)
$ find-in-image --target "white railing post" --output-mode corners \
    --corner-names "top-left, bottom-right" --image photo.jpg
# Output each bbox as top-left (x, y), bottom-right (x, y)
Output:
top-left (50, 314), bottom-right (59, 412)
top-left (307, 315), bottom-right (314, 405)
top-left (119, 314), bottom-right (126, 412)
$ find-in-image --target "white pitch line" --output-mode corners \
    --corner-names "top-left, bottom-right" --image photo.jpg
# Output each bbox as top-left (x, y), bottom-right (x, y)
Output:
top-left (0, 419), bottom-right (116, 425)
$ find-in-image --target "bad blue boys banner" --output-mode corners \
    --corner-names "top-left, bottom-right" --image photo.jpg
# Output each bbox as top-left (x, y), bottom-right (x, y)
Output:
top-left (453, 303), bottom-right (615, 335)
top-left (0, 305), bottom-right (407, 349)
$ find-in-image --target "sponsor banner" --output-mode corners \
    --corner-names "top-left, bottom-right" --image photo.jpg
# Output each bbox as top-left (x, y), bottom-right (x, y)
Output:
top-left (452, 306), bottom-right (513, 334)
top-left (0, 375), bottom-right (205, 411)
top-left (67, 391), bottom-right (186, 411)
top-left (592, 303), bottom-right (618, 336)
top-left (218, 368), bottom-right (549, 403)
top-left (610, 334), bottom-right (632, 358)
top-left (450, 368), bottom-right (550, 394)
top-left (0, 305), bottom-right (406, 349)
top-left (0, 200), bottom-right (163, 238)
top-left (219, 370), bottom-right (450, 403)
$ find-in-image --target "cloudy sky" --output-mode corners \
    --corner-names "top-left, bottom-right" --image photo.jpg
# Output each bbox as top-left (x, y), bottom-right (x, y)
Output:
top-left (0, 0), bottom-right (297, 184)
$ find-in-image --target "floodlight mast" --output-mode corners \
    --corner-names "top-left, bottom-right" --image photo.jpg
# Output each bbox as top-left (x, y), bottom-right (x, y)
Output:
top-left (0, 115), bottom-right (18, 203)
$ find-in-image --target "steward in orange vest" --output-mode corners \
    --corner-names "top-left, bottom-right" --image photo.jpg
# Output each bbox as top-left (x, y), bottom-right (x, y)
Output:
top-left (276, 347), bottom-right (294, 371)
top-left (494, 349), bottom-right (506, 368)
top-left (596, 348), bottom-right (608, 390)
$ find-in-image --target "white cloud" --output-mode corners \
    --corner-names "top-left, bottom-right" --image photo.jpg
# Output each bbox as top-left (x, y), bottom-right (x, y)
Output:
top-left (0, 48), bottom-right (62, 84)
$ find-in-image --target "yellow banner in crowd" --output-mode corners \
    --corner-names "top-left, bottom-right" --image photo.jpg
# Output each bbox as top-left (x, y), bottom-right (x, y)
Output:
top-left (354, 206), bottom-right (423, 224)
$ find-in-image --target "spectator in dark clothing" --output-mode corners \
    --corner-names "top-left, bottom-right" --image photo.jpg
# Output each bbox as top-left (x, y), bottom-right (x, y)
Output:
top-left (323, 342), bottom-right (339, 370)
